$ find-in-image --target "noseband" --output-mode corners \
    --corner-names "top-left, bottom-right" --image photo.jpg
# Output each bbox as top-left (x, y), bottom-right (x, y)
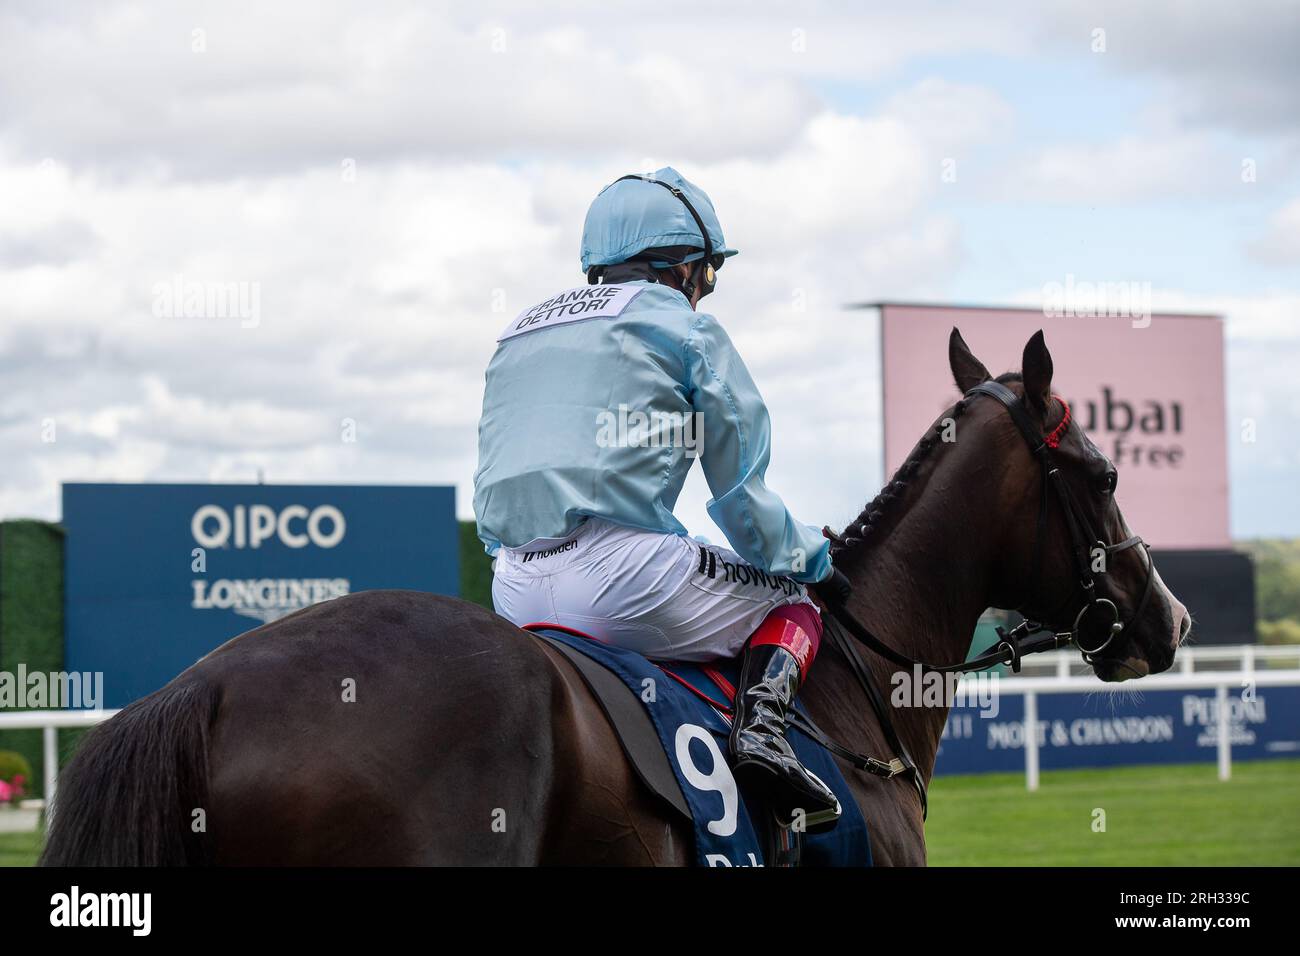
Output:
top-left (964, 381), bottom-right (1155, 665)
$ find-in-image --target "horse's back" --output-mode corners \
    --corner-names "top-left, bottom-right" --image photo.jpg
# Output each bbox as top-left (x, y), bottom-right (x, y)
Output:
top-left (199, 590), bottom-right (686, 864)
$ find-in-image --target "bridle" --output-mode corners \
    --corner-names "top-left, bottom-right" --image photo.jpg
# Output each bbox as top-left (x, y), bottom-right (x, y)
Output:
top-left (794, 379), bottom-right (1158, 817)
top-left (965, 380), bottom-right (1156, 667)
top-left (826, 379), bottom-right (1156, 675)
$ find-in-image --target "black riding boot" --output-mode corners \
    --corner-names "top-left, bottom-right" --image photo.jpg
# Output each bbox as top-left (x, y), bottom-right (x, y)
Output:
top-left (729, 643), bottom-right (841, 830)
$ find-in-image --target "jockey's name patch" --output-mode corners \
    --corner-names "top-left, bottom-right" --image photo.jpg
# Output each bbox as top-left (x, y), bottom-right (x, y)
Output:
top-left (498, 284), bottom-right (644, 342)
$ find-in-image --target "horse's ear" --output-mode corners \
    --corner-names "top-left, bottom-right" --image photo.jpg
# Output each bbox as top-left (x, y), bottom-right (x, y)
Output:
top-left (1022, 330), bottom-right (1054, 413)
top-left (948, 327), bottom-right (991, 394)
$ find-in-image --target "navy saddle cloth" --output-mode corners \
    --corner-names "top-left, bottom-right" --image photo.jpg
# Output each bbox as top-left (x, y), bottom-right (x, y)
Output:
top-left (528, 625), bottom-right (872, 867)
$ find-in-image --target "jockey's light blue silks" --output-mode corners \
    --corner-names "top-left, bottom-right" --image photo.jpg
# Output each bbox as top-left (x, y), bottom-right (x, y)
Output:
top-left (473, 280), bottom-right (832, 584)
top-left (580, 166), bottom-right (739, 272)
top-left (480, 167), bottom-right (841, 825)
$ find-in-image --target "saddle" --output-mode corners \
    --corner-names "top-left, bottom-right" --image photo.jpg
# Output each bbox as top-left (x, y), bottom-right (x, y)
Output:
top-left (526, 624), bottom-right (873, 867)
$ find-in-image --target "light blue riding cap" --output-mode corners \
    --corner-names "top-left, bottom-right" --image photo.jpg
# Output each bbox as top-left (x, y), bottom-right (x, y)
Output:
top-left (579, 166), bottom-right (739, 273)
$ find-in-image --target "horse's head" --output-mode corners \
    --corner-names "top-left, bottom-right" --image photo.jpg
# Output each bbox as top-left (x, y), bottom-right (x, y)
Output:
top-left (948, 327), bottom-right (1190, 681)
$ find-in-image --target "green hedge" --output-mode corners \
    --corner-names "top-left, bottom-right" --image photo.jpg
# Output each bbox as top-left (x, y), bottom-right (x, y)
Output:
top-left (0, 520), bottom-right (65, 798)
top-left (1240, 539), bottom-right (1300, 643)
top-left (458, 520), bottom-right (494, 609)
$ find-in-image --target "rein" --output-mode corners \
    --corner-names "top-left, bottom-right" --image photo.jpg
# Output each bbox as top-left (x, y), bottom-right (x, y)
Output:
top-left (797, 380), bottom-right (1156, 819)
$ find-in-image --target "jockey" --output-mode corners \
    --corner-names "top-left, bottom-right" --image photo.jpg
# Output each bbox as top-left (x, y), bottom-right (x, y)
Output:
top-left (474, 167), bottom-right (846, 826)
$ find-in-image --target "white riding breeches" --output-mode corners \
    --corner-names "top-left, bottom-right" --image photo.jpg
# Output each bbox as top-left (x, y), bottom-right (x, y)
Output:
top-left (491, 517), bottom-right (817, 662)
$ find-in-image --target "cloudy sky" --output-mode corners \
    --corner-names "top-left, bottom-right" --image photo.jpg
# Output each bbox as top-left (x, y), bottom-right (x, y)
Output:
top-left (2, 0), bottom-right (1297, 543)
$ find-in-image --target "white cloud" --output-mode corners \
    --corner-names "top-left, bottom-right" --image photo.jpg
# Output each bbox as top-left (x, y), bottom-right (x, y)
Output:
top-left (0, 2), bottom-right (821, 175)
top-left (994, 133), bottom-right (1236, 204)
top-left (1034, 0), bottom-right (1300, 135)
top-left (0, 84), bottom-right (997, 530)
top-left (1246, 197), bottom-right (1300, 266)
top-left (1, 0), bottom-right (1298, 544)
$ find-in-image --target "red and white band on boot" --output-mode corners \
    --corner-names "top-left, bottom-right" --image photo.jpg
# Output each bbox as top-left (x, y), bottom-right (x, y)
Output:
top-left (746, 603), bottom-right (823, 672)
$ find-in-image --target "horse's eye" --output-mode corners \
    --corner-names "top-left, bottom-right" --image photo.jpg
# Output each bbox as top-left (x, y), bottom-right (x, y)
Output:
top-left (1097, 471), bottom-right (1118, 495)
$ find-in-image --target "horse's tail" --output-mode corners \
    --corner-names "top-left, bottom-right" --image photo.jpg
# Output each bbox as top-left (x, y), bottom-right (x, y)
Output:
top-left (39, 676), bottom-right (219, 866)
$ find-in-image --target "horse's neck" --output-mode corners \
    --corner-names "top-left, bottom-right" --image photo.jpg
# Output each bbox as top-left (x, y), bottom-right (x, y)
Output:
top-left (816, 458), bottom-right (1000, 781)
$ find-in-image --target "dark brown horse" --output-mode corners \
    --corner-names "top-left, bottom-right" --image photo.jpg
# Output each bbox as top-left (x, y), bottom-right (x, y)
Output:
top-left (41, 329), bottom-right (1188, 866)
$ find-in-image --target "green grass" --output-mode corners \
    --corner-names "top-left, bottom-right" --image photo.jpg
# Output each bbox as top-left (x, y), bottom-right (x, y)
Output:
top-left (926, 759), bottom-right (1300, 866)
top-left (0, 829), bottom-right (42, 867)
top-left (5, 760), bottom-right (1296, 867)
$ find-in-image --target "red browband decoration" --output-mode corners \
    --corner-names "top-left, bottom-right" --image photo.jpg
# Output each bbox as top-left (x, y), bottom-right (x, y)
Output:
top-left (1045, 396), bottom-right (1071, 449)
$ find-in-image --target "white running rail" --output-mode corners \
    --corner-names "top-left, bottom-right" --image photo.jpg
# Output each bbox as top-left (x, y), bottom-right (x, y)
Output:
top-left (953, 668), bottom-right (1300, 790)
top-left (0, 709), bottom-right (120, 815)
top-left (1005, 643), bottom-right (1300, 680)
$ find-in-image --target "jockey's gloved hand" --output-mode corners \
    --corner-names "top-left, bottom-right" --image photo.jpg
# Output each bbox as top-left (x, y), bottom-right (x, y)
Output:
top-left (813, 567), bottom-right (852, 607)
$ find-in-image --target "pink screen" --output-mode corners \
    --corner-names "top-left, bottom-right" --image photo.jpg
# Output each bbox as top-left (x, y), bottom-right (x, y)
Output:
top-left (880, 304), bottom-right (1230, 549)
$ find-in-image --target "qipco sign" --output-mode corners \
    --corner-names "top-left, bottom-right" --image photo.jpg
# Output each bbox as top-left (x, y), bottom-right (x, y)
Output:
top-left (63, 483), bottom-right (458, 708)
top-left (191, 503), bottom-right (346, 550)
